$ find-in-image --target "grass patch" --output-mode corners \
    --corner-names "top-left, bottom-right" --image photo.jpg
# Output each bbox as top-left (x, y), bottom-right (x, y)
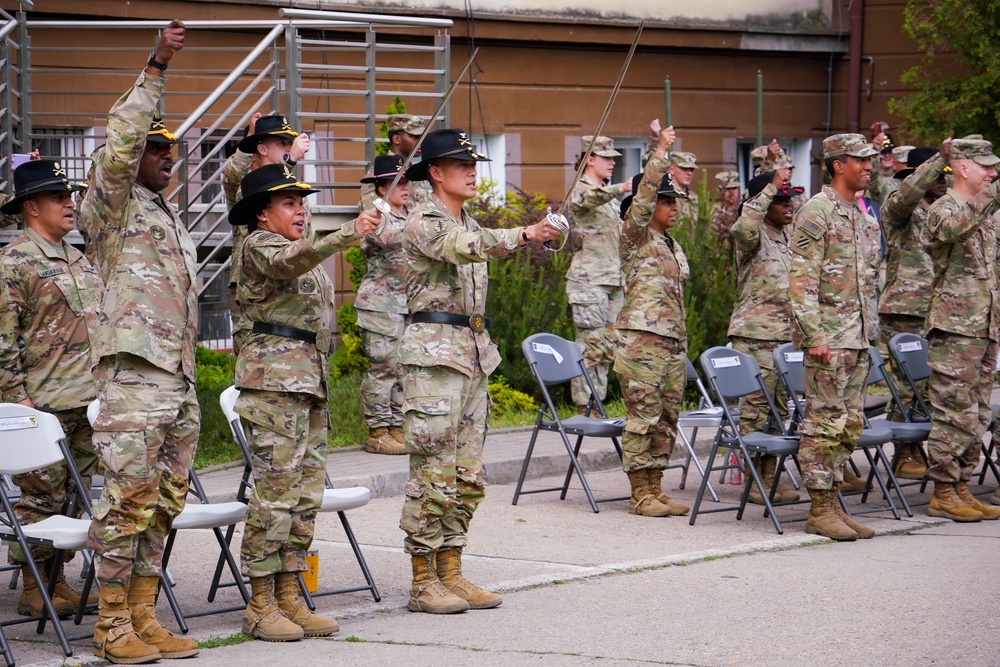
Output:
top-left (197, 633), bottom-right (254, 649)
top-left (328, 373), bottom-right (368, 448)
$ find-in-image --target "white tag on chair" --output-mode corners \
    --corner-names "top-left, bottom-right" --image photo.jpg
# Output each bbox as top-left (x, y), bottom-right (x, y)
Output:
top-left (0, 415), bottom-right (38, 431)
top-left (711, 356), bottom-right (741, 368)
top-left (784, 351), bottom-right (804, 362)
top-left (898, 341), bottom-right (922, 352)
top-left (532, 342), bottom-right (564, 364)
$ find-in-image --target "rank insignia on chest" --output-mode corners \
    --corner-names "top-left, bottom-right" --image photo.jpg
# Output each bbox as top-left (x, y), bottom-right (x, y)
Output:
top-left (436, 220), bottom-right (445, 232)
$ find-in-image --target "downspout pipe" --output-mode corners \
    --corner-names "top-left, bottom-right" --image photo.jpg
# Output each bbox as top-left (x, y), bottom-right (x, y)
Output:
top-left (847, 0), bottom-right (864, 132)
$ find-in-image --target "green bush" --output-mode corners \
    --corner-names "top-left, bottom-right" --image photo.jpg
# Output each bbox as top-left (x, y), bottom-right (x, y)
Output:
top-left (375, 97), bottom-right (407, 156)
top-left (194, 346), bottom-right (240, 469)
top-left (332, 247), bottom-right (370, 378)
top-left (488, 375), bottom-right (537, 414)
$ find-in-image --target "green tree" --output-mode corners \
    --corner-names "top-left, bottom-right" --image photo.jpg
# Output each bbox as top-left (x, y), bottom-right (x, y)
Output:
top-left (889, 0), bottom-right (1000, 144)
top-left (376, 96), bottom-right (407, 156)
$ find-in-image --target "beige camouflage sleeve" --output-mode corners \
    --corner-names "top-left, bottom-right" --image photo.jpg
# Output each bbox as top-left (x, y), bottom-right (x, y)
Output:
top-left (223, 150), bottom-right (253, 210)
top-left (787, 207), bottom-right (828, 349)
top-left (409, 212), bottom-right (519, 266)
top-left (247, 223), bottom-right (359, 281)
top-left (926, 197), bottom-right (978, 246)
top-left (620, 154), bottom-right (668, 254)
top-left (0, 194), bottom-right (20, 228)
top-left (731, 184), bottom-right (775, 251)
top-left (570, 180), bottom-right (620, 213)
top-left (0, 263), bottom-right (29, 403)
top-left (881, 154), bottom-right (944, 228)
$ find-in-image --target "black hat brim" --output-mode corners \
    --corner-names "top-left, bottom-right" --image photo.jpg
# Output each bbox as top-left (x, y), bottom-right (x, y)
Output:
top-left (0, 181), bottom-right (85, 214)
top-left (228, 184), bottom-right (318, 226)
top-left (360, 173), bottom-right (409, 185)
top-left (406, 150), bottom-right (491, 182)
top-left (146, 133), bottom-right (179, 146)
top-left (238, 130), bottom-right (299, 154)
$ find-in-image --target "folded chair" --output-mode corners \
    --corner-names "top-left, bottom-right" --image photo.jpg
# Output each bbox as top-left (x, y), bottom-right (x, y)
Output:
top-left (86, 400), bottom-right (250, 634)
top-left (675, 359), bottom-right (723, 502)
top-left (512, 333), bottom-right (628, 513)
top-left (888, 333), bottom-right (1000, 486)
top-left (772, 344), bottom-right (904, 519)
top-left (0, 404), bottom-right (95, 665)
top-left (690, 347), bottom-right (800, 534)
top-left (213, 386), bottom-right (380, 611)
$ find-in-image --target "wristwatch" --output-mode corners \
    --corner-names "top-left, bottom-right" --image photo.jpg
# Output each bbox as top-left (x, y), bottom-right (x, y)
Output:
top-left (147, 52), bottom-right (169, 72)
top-left (521, 229), bottom-right (529, 244)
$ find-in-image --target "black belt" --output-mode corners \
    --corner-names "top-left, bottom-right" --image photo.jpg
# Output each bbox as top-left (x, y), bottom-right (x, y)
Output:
top-left (411, 311), bottom-right (493, 333)
top-left (252, 322), bottom-right (316, 344)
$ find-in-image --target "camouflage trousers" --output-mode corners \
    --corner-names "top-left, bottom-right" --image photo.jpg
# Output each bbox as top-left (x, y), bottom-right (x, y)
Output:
top-left (567, 282), bottom-right (624, 407)
top-left (9, 406), bottom-right (99, 565)
top-left (798, 348), bottom-right (869, 490)
top-left (358, 310), bottom-right (405, 429)
top-left (730, 337), bottom-right (788, 435)
top-left (236, 389), bottom-right (327, 577)
top-left (925, 331), bottom-right (997, 484)
top-left (399, 364), bottom-right (488, 555)
top-left (87, 354), bottom-right (200, 587)
top-left (613, 330), bottom-right (686, 473)
top-left (879, 314), bottom-right (926, 419)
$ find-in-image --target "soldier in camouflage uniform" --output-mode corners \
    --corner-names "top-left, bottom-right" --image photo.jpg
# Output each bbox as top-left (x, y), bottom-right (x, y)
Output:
top-left (0, 160), bottom-right (101, 618)
top-left (788, 133), bottom-right (882, 542)
top-left (669, 151), bottom-right (700, 221)
top-left (359, 114), bottom-right (431, 212)
top-left (229, 163), bottom-right (380, 640)
top-left (878, 142), bottom-right (950, 479)
top-left (710, 170), bottom-right (741, 240)
top-left (565, 135), bottom-right (630, 413)
top-left (729, 168), bottom-right (801, 505)
top-left (357, 154), bottom-right (411, 455)
top-left (613, 124), bottom-right (691, 518)
top-left (922, 137), bottom-right (1000, 523)
top-left (867, 133), bottom-right (908, 207)
top-left (399, 129), bottom-right (559, 614)
top-left (752, 141), bottom-right (808, 211)
top-left (223, 112), bottom-right (311, 355)
top-left (75, 22), bottom-right (199, 664)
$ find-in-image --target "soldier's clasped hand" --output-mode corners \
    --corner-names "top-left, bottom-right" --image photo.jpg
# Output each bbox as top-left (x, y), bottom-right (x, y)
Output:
top-left (526, 218), bottom-right (562, 244)
top-left (354, 208), bottom-right (380, 236)
top-left (153, 20), bottom-right (185, 66)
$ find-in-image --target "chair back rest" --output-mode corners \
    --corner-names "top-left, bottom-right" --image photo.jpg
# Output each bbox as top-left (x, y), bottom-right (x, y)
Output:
top-left (888, 333), bottom-right (930, 382)
top-left (87, 398), bottom-right (100, 427)
top-left (867, 345), bottom-right (887, 385)
top-left (772, 343), bottom-right (805, 396)
top-left (220, 386), bottom-right (240, 423)
top-left (686, 357), bottom-right (715, 409)
top-left (699, 347), bottom-right (762, 400)
top-left (522, 333), bottom-right (585, 385)
top-left (0, 404), bottom-right (67, 474)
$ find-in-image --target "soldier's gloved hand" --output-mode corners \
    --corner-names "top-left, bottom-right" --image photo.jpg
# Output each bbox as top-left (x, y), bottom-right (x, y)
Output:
top-left (354, 209), bottom-right (380, 236)
top-left (153, 19), bottom-right (185, 65)
top-left (289, 133), bottom-right (310, 163)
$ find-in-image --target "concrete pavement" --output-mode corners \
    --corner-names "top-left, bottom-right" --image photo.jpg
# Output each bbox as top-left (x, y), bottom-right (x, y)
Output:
top-left (2, 425), bottom-right (998, 666)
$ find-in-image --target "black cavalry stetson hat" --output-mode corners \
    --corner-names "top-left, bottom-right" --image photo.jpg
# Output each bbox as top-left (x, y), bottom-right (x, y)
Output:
top-left (405, 128), bottom-right (490, 182)
top-left (0, 159), bottom-right (85, 214)
top-left (146, 111), bottom-right (179, 145)
top-left (238, 113), bottom-right (299, 153)
top-left (656, 173), bottom-right (689, 200)
top-left (228, 162), bottom-right (319, 226)
top-left (893, 146), bottom-right (939, 179)
top-left (361, 154), bottom-right (408, 184)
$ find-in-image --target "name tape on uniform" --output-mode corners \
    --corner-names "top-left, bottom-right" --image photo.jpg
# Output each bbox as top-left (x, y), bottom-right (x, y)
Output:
top-left (0, 415), bottom-right (38, 432)
top-left (711, 356), bottom-right (741, 368)
top-left (532, 342), bottom-right (564, 364)
top-left (898, 341), bottom-right (922, 352)
top-left (783, 351), bottom-right (804, 363)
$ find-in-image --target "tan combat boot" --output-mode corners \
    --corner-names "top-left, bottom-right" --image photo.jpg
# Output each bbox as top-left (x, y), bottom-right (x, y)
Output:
top-left (242, 575), bottom-right (304, 641)
top-left (435, 547), bottom-right (502, 609)
top-left (274, 572), bottom-right (339, 636)
top-left (388, 426), bottom-right (406, 448)
top-left (52, 558), bottom-right (98, 611)
top-left (92, 584), bottom-right (162, 664)
top-left (991, 486), bottom-right (1000, 507)
top-left (748, 457), bottom-right (800, 505)
top-left (805, 489), bottom-right (858, 541)
top-left (647, 469), bottom-right (690, 515)
top-left (364, 426), bottom-right (406, 455)
top-left (626, 470), bottom-right (673, 517)
top-left (831, 485), bottom-right (875, 539)
top-left (928, 482), bottom-right (984, 522)
top-left (408, 553), bottom-right (470, 614)
top-left (841, 464), bottom-right (869, 492)
top-left (17, 564), bottom-right (74, 618)
top-left (893, 443), bottom-right (927, 480)
top-left (954, 482), bottom-right (1000, 520)
top-left (128, 576), bottom-right (199, 658)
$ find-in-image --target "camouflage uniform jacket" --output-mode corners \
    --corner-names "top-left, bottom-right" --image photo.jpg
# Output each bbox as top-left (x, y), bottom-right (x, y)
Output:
top-left (788, 185), bottom-right (881, 350)
top-left (400, 194), bottom-right (522, 378)
top-left (566, 174), bottom-right (623, 287)
top-left (867, 170), bottom-right (900, 208)
top-left (711, 203), bottom-right (738, 239)
top-left (878, 153), bottom-right (945, 318)
top-left (0, 194), bottom-right (20, 228)
top-left (675, 189), bottom-right (700, 222)
top-left (235, 223), bottom-right (360, 399)
top-left (924, 182), bottom-right (1000, 341)
top-left (616, 154), bottom-right (688, 341)
top-left (77, 71), bottom-right (199, 381)
top-left (0, 227), bottom-right (101, 411)
top-left (728, 183), bottom-right (793, 341)
top-left (356, 207), bottom-right (408, 315)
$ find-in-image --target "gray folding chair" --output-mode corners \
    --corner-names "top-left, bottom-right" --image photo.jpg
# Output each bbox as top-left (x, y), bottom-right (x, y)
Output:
top-left (674, 359), bottom-right (722, 502)
top-left (213, 386), bottom-right (380, 611)
top-left (512, 333), bottom-right (628, 513)
top-left (690, 347), bottom-right (800, 534)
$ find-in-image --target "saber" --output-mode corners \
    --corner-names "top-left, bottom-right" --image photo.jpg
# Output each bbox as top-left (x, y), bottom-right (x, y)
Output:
top-left (545, 21), bottom-right (644, 251)
top-left (372, 47), bottom-right (481, 214)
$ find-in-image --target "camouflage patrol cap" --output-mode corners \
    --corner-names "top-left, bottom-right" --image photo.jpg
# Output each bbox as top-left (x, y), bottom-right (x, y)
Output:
top-left (147, 111), bottom-right (178, 145)
top-left (238, 113), bottom-right (299, 153)
top-left (0, 159), bottom-right (86, 214)
top-left (581, 135), bottom-right (621, 158)
top-left (750, 145), bottom-right (768, 163)
top-left (891, 145), bottom-right (915, 163)
top-left (387, 114), bottom-right (426, 137)
top-left (822, 133), bottom-right (878, 160)
top-left (715, 171), bottom-right (740, 190)
top-left (951, 138), bottom-right (1000, 166)
top-left (669, 152), bottom-right (697, 169)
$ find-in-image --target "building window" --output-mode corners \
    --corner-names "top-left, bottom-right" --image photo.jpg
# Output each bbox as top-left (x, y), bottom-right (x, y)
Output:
top-left (610, 137), bottom-right (647, 187)
top-left (30, 128), bottom-right (87, 181)
top-left (736, 138), bottom-right (813, 196)
top-left (470, 133), bottom-right (505, 200)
